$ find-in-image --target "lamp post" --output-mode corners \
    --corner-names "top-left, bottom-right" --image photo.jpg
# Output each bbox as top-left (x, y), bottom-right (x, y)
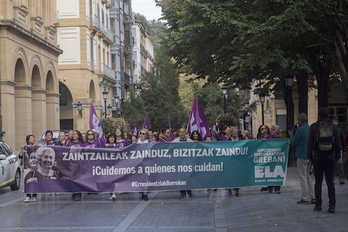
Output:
top-left (102, 88), bottom-right (108, 118)
top-left (221, 86), bottom-right (228, 114)
top-left (259, 92), bottom-right (266, 125)
top-left (76, 101), bottom-right (82, 117)
top-left (107, 104), bottom-right (112, 117)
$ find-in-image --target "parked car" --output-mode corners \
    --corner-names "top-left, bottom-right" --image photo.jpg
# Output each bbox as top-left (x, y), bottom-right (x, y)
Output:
top-left (0, 141), bottom-right (21, 190)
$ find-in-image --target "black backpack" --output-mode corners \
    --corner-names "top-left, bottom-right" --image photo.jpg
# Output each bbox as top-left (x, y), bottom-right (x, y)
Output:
top-left (316, 121), bottom-right (334, 151)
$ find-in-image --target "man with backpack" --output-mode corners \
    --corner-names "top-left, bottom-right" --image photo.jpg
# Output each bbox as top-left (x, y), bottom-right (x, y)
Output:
top-left (307, 107), bottom-right (342, 213)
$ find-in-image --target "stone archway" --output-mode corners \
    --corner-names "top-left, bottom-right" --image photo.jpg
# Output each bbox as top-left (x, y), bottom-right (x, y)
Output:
top-left (31, 65), bottom-right (44, 139)
top-left (59, 81), bottom-right (73, 130)
top-left (14, 58), bottom-right (30, 149)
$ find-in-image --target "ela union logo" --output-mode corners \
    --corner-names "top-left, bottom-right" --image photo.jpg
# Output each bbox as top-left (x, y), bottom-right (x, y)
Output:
top-left (254, 165), bottom-right (285, 178)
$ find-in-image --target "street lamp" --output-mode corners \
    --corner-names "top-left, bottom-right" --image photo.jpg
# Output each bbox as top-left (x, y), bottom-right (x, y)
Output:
top-left (107, 104), bottom-right (112, 116)
top-left (76, 101), bottom-right (82, 117)
top-left (221, 86), bottom-right (228, 114)
top-left (259, 92), bottom-right (266, 125)
top-left (102, 88), bottom-right (108, 118)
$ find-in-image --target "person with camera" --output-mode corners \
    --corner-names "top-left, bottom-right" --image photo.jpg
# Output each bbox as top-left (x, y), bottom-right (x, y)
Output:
top-left (289, 113), bottom-right (315, 205)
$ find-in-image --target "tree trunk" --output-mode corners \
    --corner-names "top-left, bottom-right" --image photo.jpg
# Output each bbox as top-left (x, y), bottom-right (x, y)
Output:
top-left (315, 64), bottom-right (330, 109)
top-left (296, 72), bottom-right (309, 114)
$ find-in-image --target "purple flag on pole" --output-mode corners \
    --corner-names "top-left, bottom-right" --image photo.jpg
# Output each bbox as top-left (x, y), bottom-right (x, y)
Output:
top-left (89, 102), bottom-right (106, 145)
top-left (187, 97), bottom-right (211, 139)
top-left (142, 113), bottom-right (151, 129)
top-left (168, 115), bottom-right (172, 130)
top-left (132, 122), bottom-right (139, 136)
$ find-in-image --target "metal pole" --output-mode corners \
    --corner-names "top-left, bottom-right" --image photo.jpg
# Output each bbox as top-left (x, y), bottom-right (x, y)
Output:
top-left (224, 96), bottom-right (227, 114)
top-left (104, 99), bottom-right (107, 118)
top-left (261, 103), bottom-right (264, 125)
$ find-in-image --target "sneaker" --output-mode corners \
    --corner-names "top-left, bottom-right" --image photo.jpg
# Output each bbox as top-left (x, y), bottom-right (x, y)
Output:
top-left (109, 194), bottom-right (116, 201)
top-left (313, 206), bottom-right (322, 211)
top-left (327, 206), bottom-right (335, 213)
top-left (339, 178), bottom-right (345, 185)
top-left (32, 197), bottom-right (37, 202)
top-left (24, 197), bottom-right (31, 203)
top-left (260, 187), bottom-right (268, 191)
top-left (297, 199), bottom-right (310, 204)
top-left (268, 188), bottom-right (273, 193)
top-left (179, 195), bottom-right (186, 199)
top-left (275, 190), bottom-right (281, 194)
top-left (188, 192), bottom-right (193, 198)
top-left (227, 189), bottom-right (232, 195)
top-left (310, 199), bottom-right (316, 204)
top-left (235, 192), bottom-right (240, 196)
top-left (143, 195), bottom-right (148, 201)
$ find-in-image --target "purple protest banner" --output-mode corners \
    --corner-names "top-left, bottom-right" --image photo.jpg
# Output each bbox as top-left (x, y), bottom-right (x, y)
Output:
top-left (23, 139), bottom-right (290, 194)
top-left (187, 97), bottom-right (211, 139)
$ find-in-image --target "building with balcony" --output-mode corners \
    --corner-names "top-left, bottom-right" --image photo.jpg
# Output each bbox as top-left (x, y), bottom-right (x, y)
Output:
top-left (132, 19), bottom-right (154, 84)
top-left (56, 0), bottom-right (115, 132)
top-left (109, 0), bottom-right (133, 117)
top-left (0, 0), bottom-right (62, 150)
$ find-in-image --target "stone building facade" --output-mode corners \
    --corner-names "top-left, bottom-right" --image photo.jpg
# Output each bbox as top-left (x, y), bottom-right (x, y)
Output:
top-left (0, 0), bottom-right (62, 150)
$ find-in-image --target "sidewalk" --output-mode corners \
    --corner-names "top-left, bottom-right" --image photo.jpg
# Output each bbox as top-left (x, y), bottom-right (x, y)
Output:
top-left (0, 166), bottom-right (347, 232)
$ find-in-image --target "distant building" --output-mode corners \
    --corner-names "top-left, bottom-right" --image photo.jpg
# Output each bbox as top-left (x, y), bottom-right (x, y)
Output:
top-left (56, 0), bottom-right (115, 132)
top-left (132, 19), bottom-right (154, 84)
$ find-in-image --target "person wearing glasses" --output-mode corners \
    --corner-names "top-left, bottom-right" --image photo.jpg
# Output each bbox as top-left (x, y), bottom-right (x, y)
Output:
top-left (85, 129), bottom-right (101, 148)
top-left (257, 125), bottom-right (271, 140)
top-left (136, 129), bottom-right (152, 201)
top-left (158, 128), bottom-right (171, 143)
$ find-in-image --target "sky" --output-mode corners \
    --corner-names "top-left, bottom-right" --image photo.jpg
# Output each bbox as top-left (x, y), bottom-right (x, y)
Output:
top-left (132, 0), bottom-right (163, 21)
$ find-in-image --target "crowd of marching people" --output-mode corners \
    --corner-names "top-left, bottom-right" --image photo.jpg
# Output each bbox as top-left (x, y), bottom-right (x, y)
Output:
top-left (19, 108), bottom-right (347, 214)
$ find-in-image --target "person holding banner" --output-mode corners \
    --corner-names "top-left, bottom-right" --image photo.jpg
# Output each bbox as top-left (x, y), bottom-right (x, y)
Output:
top-left (115, 128), bottom-right (130, 149)
top-left (173, 128), bottom-right (194, 199)
top-left (20, 135), bottom-right (38, 203)
top-left (257, 125), bottom-right (271, 139)
top-left (267, 125), bottom-right (283, 194)
top-left (226, 127), bottom-right (241, 196)
top-left (137, 128), bottom-right (153, 201)
top-left (190, 130), bottom-right (203, 142)
top-left (44, 130), bottom-right (58, 146)
top-left (66, 130), bottom-right (86, 201)
top-left (85, 129), bottom-right (101, 148)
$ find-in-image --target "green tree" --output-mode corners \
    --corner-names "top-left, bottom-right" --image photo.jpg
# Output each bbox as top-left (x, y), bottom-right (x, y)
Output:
top-left (157, 0), bottom-right (348, 108)
top-left (123, 89), bottom-right (145, 128)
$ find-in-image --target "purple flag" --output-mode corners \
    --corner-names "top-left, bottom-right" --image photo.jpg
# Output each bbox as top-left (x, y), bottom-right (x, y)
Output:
top-left (168, 115), bottom-right (172, 130)
top-left (187, 97), bottom-right (211, 138)
top-left (142, 113), bottom-right (151, 129)
top-left (132, 122), bottom-right (139, 136)
top-left (89, 102), bottom-right (105, 143)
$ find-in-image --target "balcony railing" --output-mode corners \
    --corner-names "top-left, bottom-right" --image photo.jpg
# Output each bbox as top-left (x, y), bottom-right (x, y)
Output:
top-left (102, 64), bottom-right (116, 79)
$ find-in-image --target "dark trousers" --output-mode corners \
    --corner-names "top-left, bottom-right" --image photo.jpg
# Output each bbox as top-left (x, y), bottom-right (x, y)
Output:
top-left (314, 158), bottom-right (336, 207)
top-left (180, 190), bottom-right (192, 196)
